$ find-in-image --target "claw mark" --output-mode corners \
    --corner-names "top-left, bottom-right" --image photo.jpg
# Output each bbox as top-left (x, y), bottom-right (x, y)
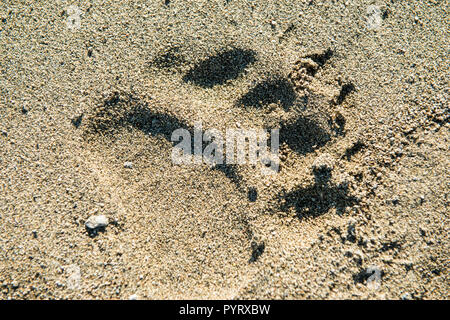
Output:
top-left (342, 141), bottom-right (366, 161)
top-left (289, 49), bottom-right (334, 91)
top-left (334, 83), bottom-right (355, 105)
top-left (249, 241), bottom-right (265, 263)
top-left (279, 24), bottom-right (296, 42)
top-left (71, 114), bottom-right (83, 128)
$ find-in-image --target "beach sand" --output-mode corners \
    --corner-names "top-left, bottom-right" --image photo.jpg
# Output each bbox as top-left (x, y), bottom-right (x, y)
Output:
top-left (0, 0), bottom-right (448, 299)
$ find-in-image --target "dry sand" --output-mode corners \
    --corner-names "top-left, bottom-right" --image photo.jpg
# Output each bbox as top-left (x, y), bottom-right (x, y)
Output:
top-left (0, 0), bottom-right (448, 299)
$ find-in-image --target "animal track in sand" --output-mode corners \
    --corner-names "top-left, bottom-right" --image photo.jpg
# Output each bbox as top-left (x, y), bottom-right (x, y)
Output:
top-left (79, 46), bottom-right (361, 297)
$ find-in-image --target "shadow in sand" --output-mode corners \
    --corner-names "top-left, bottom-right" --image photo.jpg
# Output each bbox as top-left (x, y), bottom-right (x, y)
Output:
top-left (183, 48), bottom-right (257, 88)
top-left (86, 93), bottom-right (245, 188)
top-left (236, 77), bottom-right (297, 110)
top-left (126, 104), bottom-right (245, 187)
top-left (353, 268), bottom-right (385, 285)
top-left (85, 225), bottom-right (107, 238)
top-left (125, 103), bottom-right (189, 140)
top-left (279, 116), bottom-right (331, 155)
top-left (149, 46), bottom-right (186, 70)
top-left (279, 168), bottom-right (358, 219)
top-left (305, 48), bottom-right (334, 73)
top-left (335, 82), bottom-right (355, 105)
top-left (280, 182), bottom-right (357, 219)
top-left (126, 103), bottom-right (245, 188)
top-left (249, 241), bottom-right (265, 263)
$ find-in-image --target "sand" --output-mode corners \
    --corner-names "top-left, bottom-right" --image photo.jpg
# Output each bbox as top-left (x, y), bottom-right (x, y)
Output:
top-left (0, 0), bottom-right (448, 299)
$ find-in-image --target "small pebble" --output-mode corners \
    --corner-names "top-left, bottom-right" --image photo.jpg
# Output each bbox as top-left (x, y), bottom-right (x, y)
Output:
top-left (401, 292), bottom-right (412, 300)
top-left (85, 215), bottom-right (109, 230)
top-left (124, 161), bottom-right (133, 169)
top-left (129, 294), bottom-right (138, 300)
